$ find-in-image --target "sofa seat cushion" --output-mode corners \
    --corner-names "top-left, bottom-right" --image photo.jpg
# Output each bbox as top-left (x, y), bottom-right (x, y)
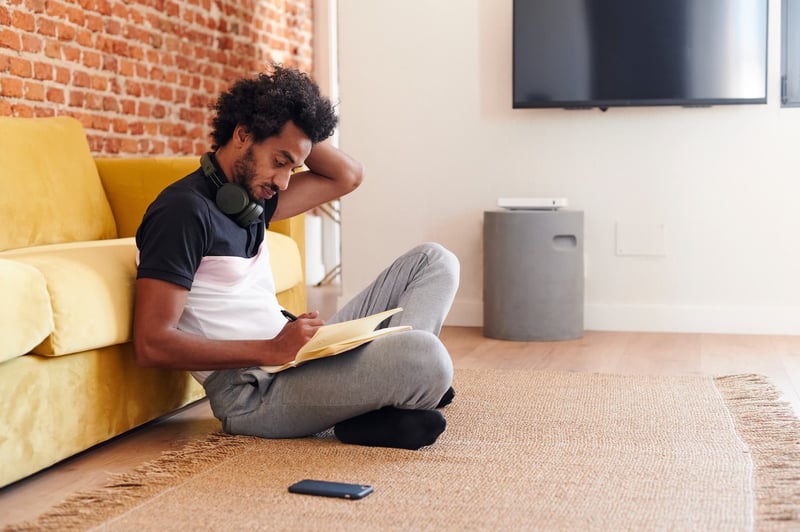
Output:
top-left (0, 259), bottom-right (54, 363)
top-left (0, 116), bottom-right (117, 251)
top-left (1, 238), bottom-right (138, 357)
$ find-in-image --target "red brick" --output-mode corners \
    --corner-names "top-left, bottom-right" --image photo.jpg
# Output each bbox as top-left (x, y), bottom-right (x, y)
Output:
top-left (111, 2), bottom-right (128, 19)
top-left (2, 78), bottom-right (24, 97)
top-left (76, 29), bottom-right (93, 47)
top-left (85, 14), bottom-right (103, 32)
top-left (120, 138), bottom-right (138, 153)
top-left (0, 28), bottom-right (21, 51)
top-left (102, 96), bottom-right (118, 112)
top-left (9, 57), bottom-right (32, 77)
top-left (112, 40), bottom-right (129, 56)
top-left (142, 82), bottom-right (157, 98)
top-left (68, 90), bottom-right (85, 107)
top-left (36, 18), bottom-right (56, 37)
top-left (158, 85), bottom-right (172, 101)
top-left (12, 10), bottom-right (35, 32)
top-left (54, 66), bottom-right (70, 84)
top-left (105, 19), bottom-right (122, 36)
top-left (99, 54), bottom-right (116, 72)
top-left (33, 61), bottom-right (52, 80)
top-left (91, 75), bottom-right (107, 91)
top-left (66, 6), bottom-right (85, 25)
top-left (120, 99), bottom-right (136, 114)
top-left (62, 45), bottom-right (80, 62)
top-left (92, 115), bottom-right (110, 130)
top-left (85, 92), bottom-right (103, 110)
top-left (13, 103), bottom-right (35, 117)
top-left (21, 34), bottom-right (42, 53)
top-left (112, 118), bottom-right (127, 133)
top-left (46, 87), bottom-right (65, 103)
top-left (72, 70), bottom-right (90, 87)
top-left (46, 0), bottom-right (67, 17)
top-left (24, 80), bottom-right (45, 101)
top-left (125, 80), bottom-right (141, 97)
top-left (56, 22), bottom-right (76, 41)
top-left (103, 137), bottom-right (120, 154)
top-left (34, 107), bottom-right (55, 117)
top-left (118, 59), bottom-right (134, 76)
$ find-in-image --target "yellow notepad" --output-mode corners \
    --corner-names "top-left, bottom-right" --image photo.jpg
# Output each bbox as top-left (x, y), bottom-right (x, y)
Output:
top-left (261, 307), bottom-right (411, 373)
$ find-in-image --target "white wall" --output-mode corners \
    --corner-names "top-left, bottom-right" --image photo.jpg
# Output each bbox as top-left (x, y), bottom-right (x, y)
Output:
top-left (336, 0), bottom-right (800, 335)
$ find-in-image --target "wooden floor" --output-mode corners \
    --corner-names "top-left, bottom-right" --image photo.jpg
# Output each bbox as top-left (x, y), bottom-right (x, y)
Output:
top-left (1, 286), bottom-right (799, 526)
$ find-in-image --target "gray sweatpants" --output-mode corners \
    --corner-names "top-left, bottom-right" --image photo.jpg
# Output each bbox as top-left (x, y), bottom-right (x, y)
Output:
top-left (202, 242), bottom-right (460, 438)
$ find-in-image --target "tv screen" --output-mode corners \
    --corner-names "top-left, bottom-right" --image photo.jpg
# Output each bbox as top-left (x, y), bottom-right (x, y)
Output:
top-left (513, 0), bottom-right (769, 109)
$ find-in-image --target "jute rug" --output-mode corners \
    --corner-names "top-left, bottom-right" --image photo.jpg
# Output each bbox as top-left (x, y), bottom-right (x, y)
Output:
top-left (8, 369), bottom-right (800, 531)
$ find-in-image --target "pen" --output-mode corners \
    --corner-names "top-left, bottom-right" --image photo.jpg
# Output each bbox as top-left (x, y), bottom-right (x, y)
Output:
top-left (281, 309), bottom-right (298, 322)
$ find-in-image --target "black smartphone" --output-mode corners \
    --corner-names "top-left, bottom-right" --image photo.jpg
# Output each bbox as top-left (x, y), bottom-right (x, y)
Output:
top-left (288, 479), bottom-right (373, 500)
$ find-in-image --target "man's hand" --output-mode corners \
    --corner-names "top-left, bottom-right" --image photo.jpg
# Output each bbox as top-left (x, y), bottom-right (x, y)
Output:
top-left (272, 311), bottom-right (325, 362)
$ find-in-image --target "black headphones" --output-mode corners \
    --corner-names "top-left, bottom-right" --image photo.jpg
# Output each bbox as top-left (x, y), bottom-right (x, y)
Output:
top-left (200, 152), bottom-right (264, 227)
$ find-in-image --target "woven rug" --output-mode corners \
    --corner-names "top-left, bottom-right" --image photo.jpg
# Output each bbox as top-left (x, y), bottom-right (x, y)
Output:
top-left (8, 369), bottom-right (800, 531)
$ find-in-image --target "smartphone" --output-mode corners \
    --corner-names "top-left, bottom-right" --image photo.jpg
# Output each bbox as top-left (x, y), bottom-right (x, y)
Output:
top-left (288, 479), bottom-right (373, 500)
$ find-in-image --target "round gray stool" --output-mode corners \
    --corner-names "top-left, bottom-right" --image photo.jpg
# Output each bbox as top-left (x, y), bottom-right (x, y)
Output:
top-left (483, 210), bottom-right (584, 341)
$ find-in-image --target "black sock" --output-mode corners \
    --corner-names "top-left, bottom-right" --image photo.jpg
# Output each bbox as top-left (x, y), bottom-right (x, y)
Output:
top-left (436, 386), bottom-right (455, 408)
top-left (334, 407), bottom-right (446, 450)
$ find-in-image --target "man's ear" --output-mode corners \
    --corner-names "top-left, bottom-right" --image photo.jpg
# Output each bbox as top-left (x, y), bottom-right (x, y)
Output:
top-left (235, 125), bottom-right (249, 144)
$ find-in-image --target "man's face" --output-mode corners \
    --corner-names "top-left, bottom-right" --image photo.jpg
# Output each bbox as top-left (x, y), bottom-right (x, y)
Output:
top-left (232, 121), bottom-right (313, 202)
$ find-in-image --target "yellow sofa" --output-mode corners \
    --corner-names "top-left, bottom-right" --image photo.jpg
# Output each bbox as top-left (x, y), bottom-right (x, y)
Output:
top-left (0, 116), bottom-right (307, 488)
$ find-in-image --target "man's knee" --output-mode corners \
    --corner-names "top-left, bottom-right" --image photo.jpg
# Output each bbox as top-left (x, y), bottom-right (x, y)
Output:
top-left (390, 330), bottom-right (453, 389)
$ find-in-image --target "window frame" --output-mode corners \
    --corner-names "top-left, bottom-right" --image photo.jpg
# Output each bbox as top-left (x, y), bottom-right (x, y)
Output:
top-left (783, 0), bottom-right (800, 106)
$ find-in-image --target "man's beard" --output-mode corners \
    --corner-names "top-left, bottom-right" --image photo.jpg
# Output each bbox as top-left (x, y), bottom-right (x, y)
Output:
top-left (232, 146), bottom-right (277, 199)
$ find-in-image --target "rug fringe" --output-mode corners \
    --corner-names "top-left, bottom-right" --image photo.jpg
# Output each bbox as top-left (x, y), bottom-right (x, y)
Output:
top-left (4, 431), bottom-right (253, 531)
top-left (715, 374), bottom-right (800, 530)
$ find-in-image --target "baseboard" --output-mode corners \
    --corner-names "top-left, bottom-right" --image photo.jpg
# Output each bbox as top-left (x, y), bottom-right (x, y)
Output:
top-left (584, 303), bottom-right (800, 335)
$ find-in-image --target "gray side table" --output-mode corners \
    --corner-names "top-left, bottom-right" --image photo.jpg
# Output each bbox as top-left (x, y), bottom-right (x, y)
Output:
top-left (483, 210), bottom-right (584, 341)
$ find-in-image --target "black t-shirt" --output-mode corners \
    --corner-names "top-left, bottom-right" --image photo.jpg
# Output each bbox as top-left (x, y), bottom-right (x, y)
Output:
top-left (136, 167), bottom-right (278, 289)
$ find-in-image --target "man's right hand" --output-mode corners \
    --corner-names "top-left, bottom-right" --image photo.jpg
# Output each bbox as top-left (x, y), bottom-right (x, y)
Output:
top-left (272, 311), bottom-right (325, 362)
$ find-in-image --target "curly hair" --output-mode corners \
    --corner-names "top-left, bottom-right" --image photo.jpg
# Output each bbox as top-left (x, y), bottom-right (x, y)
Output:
top-left (210, 65), bottom-right (338, 149)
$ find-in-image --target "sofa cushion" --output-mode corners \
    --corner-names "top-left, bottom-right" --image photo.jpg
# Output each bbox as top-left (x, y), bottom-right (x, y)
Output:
top-left (0, 259), bottom-right (54, 363)
top-left (267, 231), bottom-right (304, 292)
top-left (2, 239), bottom-right (137, 356)
top-left (0, 116), bottom-right (117, 252)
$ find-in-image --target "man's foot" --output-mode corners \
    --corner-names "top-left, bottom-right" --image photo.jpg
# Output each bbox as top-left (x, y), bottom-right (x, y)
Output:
top-left (334, 407), bottom-right (446, 450)
top-left (436, 386), bottom-right (455, 408)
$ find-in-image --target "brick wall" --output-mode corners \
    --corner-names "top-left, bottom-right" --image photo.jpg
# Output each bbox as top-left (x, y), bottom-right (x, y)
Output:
top-left (0, 0), bottom-right (314, 155)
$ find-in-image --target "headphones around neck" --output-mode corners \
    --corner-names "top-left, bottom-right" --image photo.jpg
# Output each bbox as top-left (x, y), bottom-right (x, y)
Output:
top-left (200, 152), bottom-right (264, 227)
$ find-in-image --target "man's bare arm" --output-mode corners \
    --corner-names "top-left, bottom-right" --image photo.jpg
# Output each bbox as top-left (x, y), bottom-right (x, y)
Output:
top-left (133, 278), bottom-right (322, 370)
top-left (272, 142), bottom-right (363, 221)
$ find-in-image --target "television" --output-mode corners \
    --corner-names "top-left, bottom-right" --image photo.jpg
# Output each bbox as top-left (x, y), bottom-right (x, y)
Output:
top-left (513, 0), bottom-right (769, 110)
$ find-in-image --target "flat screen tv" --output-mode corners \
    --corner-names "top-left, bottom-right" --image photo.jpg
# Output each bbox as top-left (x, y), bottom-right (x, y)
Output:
top-left (513, 0), bottom-right (769, 110)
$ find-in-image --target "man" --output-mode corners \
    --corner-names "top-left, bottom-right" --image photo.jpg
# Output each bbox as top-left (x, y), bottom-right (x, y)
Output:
top-left (134, 65), bottom-right (459, 450)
